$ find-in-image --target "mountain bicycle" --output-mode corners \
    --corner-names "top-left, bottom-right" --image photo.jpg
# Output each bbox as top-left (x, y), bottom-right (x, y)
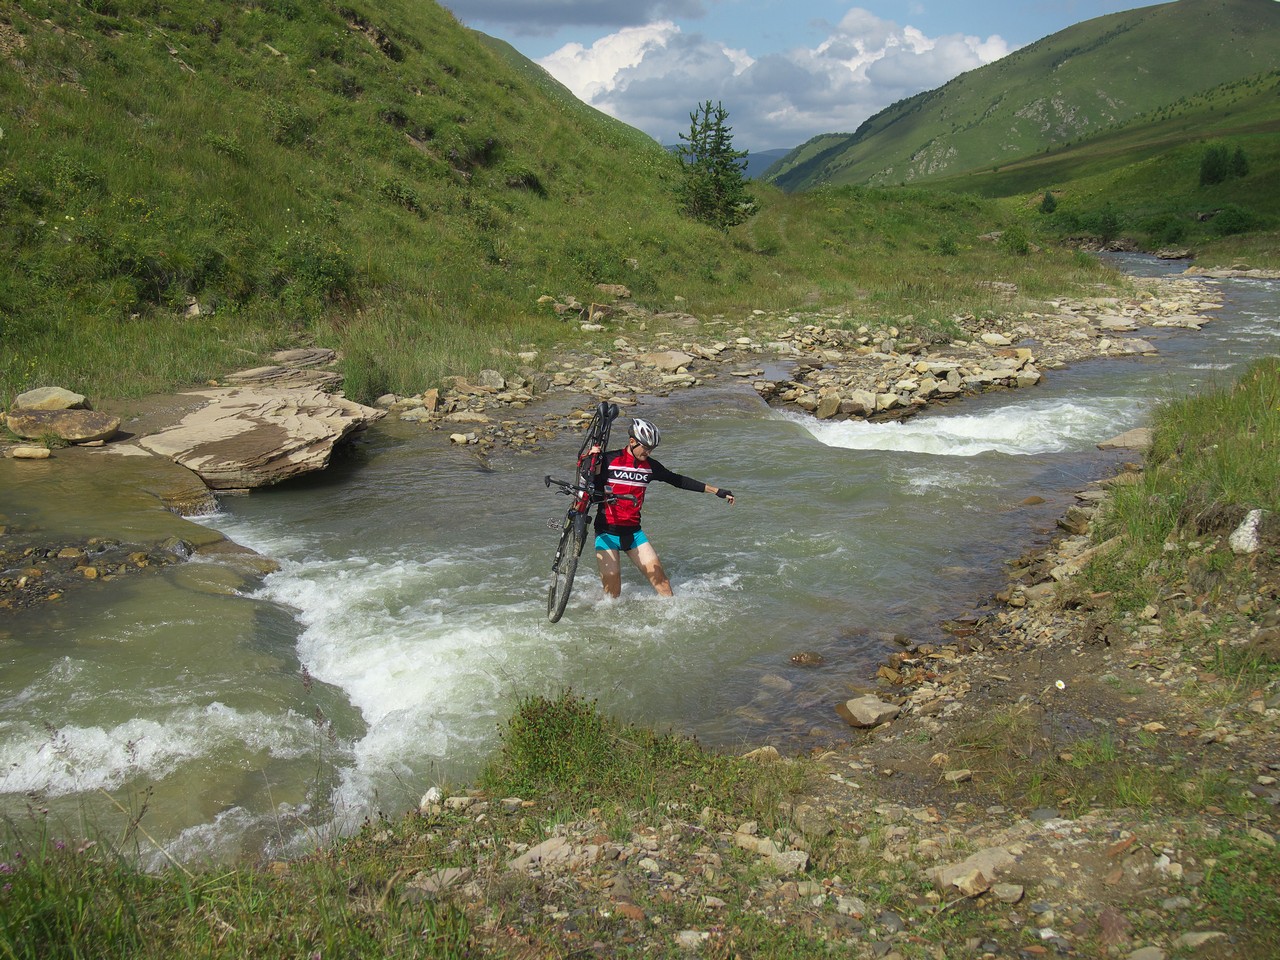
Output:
top-left (543, 401), bottom-right (624, 622)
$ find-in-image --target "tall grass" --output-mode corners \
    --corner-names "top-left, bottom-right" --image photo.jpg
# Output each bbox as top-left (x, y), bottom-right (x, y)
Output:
top-left (1083, 357), bottom-right (1280, 608)
top-left (0, 817), bottom-right (475, 959)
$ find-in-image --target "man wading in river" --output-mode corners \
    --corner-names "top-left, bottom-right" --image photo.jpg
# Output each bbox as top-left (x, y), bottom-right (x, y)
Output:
top-left (590, 418), bottom-right (735, 597)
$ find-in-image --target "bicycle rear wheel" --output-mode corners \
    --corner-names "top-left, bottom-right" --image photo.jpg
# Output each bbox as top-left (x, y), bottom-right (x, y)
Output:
top-left (547, 515), bottom-right (588, 622)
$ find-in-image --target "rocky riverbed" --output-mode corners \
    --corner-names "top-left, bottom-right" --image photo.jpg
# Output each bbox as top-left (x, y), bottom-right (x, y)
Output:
top-left (372, 274), bottom-right (1223, 454)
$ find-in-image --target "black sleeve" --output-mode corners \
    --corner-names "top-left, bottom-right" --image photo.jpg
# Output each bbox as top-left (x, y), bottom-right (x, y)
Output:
top-left (647, 457), bottom-right (705, 492)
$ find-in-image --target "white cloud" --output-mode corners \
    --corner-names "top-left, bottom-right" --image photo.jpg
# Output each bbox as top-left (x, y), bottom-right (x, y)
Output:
top-left (536, 7), bottom-right (1011, 150)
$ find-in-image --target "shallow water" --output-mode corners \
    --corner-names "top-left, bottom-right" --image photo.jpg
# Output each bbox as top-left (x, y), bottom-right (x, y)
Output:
top-left (2, 255), bottom-right (1276, 863)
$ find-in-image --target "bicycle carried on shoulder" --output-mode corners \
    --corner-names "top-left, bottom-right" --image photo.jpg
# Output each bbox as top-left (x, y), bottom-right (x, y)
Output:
top-left (543, 400), bottom-right (625, 622)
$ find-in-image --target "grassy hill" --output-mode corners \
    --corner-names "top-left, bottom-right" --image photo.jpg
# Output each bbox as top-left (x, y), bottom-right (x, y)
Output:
top-left (764, 0), bottom-right (1280, 191)
top-left (935, 69), bottom-right (1280, 257)
top-left (0, 0), bottom-right (696, 402)
top-left (0, 0), bottom-right (1121, 406)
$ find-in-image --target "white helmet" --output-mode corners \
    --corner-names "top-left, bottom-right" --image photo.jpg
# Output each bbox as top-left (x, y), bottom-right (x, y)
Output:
top-left (629, 418), bottom-right (661, 448)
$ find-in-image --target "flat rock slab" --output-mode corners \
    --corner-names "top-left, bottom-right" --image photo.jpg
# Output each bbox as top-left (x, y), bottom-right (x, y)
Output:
top-left (225, 366), bottom-right (344, 390)
top-left (137, 387), bottom-right (384, 489)
top-left (1097, 427), bottom-right (1152, 451)
top-left (5, 408), bottom-right (120, 443)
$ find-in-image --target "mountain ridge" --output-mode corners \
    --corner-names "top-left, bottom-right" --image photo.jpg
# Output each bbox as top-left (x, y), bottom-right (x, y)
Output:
top-left (764, 0), bottom-right (1280, 190)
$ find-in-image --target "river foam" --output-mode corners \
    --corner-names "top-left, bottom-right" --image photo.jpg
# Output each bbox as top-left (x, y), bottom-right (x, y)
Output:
top-left (785, 394), bottom-right (1140, 456)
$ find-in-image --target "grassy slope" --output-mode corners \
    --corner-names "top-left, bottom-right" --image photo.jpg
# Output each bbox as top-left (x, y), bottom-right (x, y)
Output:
top-left (929, 70), bottom-right (1280, 197)
top-left (0, 0), bottom-right (1125, 406)
top-left (0, 0), bottom-right (701, 401)
top-left (764, 0), bottom-right (1280, 191)
top-left (966, 71), bottom-right (1280, 260)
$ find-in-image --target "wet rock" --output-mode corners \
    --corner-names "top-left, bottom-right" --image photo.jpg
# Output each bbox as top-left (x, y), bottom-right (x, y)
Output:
top-left (790, 651), bottom-right (826, 667)
top-left (836, 695), bottom-right (901, 728)
top-left (10, 446), bottom-right (51, 460)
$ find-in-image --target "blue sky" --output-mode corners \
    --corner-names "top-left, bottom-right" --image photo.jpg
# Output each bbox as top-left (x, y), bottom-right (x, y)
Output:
top-left (441, 0), bottom-right (1169, 152)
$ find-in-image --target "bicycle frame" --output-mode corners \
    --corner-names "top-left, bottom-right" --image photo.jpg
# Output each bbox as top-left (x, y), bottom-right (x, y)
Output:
top-left (543, 401), bottom-right (620, 622)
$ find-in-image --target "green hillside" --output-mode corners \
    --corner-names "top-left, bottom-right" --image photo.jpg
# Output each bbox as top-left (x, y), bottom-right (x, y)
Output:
top-left (0, 0), bottom-right (1123, 405)
top-left (952, 69), bottom-right (1280, 257)
top-left (0, 0), bottom-right (700, 402)
top-left (765, 0), bottom-right (1280, 191)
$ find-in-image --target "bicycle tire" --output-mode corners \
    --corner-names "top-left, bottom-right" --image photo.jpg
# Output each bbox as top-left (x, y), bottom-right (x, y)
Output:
top-left (547, 516), bottom-right (587, 622)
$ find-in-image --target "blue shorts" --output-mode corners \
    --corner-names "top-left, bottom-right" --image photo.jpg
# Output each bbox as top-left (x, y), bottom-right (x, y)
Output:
top-left (595, 530), bottom-right (649, 553)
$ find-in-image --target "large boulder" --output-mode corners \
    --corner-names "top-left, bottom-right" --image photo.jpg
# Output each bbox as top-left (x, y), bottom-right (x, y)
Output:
top-left (5, 408), bottom-right (120, 443)
top-left (137, 387), bottom-right (384, 489)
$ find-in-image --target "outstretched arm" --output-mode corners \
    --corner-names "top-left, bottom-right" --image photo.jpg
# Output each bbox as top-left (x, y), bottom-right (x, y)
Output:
top-left (649, 458), bottom-right (735, 504)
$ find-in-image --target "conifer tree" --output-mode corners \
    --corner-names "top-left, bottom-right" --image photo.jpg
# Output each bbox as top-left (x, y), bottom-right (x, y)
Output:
top-left (1230, 145), bottom-right (1249, 179)
top-left (1199, 143), bottom-right (1230, 185)
top-left (675, 101), bottom-right (754, 231)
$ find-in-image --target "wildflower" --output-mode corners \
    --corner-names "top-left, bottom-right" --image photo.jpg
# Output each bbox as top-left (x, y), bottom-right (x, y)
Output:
top-left (1055, 680), bottom-right (1066, 690)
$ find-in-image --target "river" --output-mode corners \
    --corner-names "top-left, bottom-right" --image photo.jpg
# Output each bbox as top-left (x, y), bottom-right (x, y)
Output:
top-left (2, 255), bottom-right (1276, 865)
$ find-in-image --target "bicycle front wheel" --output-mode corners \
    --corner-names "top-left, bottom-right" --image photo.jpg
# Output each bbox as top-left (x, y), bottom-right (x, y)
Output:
top-left (547, 516), bottom-right (588, 622)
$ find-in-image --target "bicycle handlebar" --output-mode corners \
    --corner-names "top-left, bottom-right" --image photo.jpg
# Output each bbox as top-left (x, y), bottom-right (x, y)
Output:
top-left (544, 475), bottom-right (636, 504)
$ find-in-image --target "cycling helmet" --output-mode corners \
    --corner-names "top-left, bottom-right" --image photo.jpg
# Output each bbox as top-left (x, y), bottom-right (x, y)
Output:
top-left (629, 418), bottom-right (661, 449)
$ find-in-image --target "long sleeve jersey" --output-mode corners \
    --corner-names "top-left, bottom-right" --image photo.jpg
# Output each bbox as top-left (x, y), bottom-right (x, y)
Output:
top-left (594, 447), bottom-right (705, 534)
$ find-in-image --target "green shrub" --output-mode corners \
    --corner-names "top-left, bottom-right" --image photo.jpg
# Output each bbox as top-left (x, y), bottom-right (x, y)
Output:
top-left (1141, 212), bottom-right (1188, 245)
top-left (486, 691), bottom-right (621, 798)
top-left (272, 231), bottom-right (357, 306)
top-left (1200, 142), bottom-right (1250, 186)
top-left (1211, 203), bottom-right (1257, 236)
top-left (998, 225), bottom-right (1030, 255)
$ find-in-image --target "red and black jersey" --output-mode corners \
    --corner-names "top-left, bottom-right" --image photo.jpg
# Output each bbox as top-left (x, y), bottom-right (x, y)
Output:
top-left (594, 447), bottom-right (705, 534)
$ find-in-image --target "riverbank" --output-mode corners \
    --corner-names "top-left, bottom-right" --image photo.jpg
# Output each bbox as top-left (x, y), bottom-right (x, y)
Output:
top-left (3, 271), bottom-right (1277, 958)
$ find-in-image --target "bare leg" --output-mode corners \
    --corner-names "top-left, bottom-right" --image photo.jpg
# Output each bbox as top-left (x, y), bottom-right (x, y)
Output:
top-left (596, 547), bottom-right (622, 598)
top-left (628, 541), bottom-right (673, 596)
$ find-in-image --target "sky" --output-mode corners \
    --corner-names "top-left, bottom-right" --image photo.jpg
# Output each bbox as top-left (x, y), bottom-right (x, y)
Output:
top-left (441, 0), bottom-right (1170, 153)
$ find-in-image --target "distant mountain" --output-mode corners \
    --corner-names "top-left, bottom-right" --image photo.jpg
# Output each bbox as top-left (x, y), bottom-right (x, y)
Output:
top-left (660, 145), bottom-right (792, 180)
top-left (742, 149), bottom-right (792, 180)
top-left (765, 0), bottom-right (1280, 191)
